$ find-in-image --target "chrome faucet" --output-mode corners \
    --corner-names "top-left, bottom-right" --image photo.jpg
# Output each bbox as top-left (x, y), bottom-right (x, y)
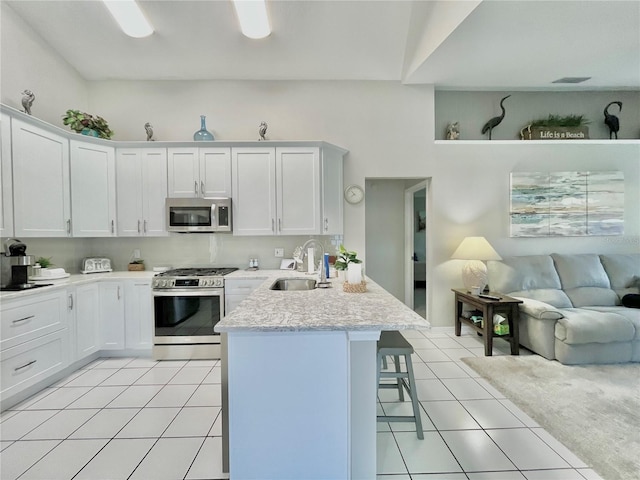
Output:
top-left (297, 239), bottom-right (330, 286)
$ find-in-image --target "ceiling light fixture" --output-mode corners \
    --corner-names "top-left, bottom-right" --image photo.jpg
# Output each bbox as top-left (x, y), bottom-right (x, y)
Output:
top-left (232, 0), bottom-right (271, 39)
top-left (103, 0), bottom-right (154, 38)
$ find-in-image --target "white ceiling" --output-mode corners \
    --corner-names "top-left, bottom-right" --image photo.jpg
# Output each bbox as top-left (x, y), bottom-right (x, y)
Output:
top-left (6, 0), bottom-right (640, 90)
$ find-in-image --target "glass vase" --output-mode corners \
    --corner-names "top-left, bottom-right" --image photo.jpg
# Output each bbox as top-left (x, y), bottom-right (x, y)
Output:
top-left (193, 115), bottom-right (214, 141)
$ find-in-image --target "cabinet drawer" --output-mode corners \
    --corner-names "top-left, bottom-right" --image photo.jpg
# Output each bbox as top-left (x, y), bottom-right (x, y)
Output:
top-left (225, 278), bottom-right (265, 295)
top-left (1, 291), bottom-right (67, 351)
top-left (1, 330), bottom-right (68, 398)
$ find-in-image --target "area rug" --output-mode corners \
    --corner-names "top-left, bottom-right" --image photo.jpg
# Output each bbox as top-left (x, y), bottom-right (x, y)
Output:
top-left (461, 355), bottom-right (640, 480)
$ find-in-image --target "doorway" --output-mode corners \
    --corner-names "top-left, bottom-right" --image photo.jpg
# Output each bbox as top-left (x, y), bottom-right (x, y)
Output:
top-left (364, 179), bottom-right (428, 319)
top-left (405, 182), bottom-right (427, 318)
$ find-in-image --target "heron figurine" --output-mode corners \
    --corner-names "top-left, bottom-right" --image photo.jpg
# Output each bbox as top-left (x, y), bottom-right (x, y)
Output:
top-left (603, 101), bottom-right (622, 139)
top-left (144, 122), bottom-right (155, 141)
top-left (21, 90), bottom-right (35, 115)
top-left (258, 121), bottom-right (268, 141)
top-left (481, 95), bottom-right (511, 140)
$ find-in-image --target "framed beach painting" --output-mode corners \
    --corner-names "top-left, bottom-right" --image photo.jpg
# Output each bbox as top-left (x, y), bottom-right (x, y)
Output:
top-left (510, 171), bottom-right (624, 237)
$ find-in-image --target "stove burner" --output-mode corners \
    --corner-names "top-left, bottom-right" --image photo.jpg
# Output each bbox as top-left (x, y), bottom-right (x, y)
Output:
top-left (156, 267), bottom-right (238, 277)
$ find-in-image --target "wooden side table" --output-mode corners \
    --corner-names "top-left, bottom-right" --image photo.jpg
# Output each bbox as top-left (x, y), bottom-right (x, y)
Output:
top-left (452, 288), bottom-right (523, 356)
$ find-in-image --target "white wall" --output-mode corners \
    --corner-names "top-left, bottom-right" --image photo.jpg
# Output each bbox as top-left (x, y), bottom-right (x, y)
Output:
top-left (0, 3), bottom-right (89, 126)
top-left (364, 179), bottom-right (407, 300)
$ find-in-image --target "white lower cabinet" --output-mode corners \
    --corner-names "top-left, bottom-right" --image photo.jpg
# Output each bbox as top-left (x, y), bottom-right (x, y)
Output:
top-left (99, 282), bottom-right (125, 350)
top-left (0, 330), bottom-right (68, 401)
top-left (124, 280), bottom-right (153, 350)
top-left (225, 278), bottom-right (265, 315)
top-left (0, 290), bottom-right (69, 407)
top-left (70, 283), bottom-right (101, 361)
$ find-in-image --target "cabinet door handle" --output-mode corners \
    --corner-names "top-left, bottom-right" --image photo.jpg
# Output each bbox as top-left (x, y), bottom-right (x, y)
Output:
top-left (201, 181), bottom-right (205, 195)
top-left (194, 181), bottom-right (198, 195)
top-left (67, 219), bottom-right (71, 235)
top-left (14, 360), bottom-right (37, 372)
top-left (324, 218), bottom-right (329, 232)
top-left (144, 220), bottom-right (147, 233)
top-left (137, 220), bottom-right (141, 233)
top-left (271, 218), bottom-right (275, 232)
top-left (278, 218), bottom-right (282, 232)
top-left (12, 315), bottom-right (35, 325)
top-left (68, 294), bottom-right (74, 310)
top-left (111, 220), bottom-right (115, 234)
top-left (117, 286), bottom-right (121, 300)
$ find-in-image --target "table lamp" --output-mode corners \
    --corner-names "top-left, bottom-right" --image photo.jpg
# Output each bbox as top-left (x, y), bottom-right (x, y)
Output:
top-left (451, 236), bottom-right (502, 292)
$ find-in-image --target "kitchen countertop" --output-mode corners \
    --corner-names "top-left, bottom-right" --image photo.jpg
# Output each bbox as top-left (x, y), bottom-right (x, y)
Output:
top-left (0, 271), bottom-right (155, 301)
top-left (217, 269), bottom-right (429, 332)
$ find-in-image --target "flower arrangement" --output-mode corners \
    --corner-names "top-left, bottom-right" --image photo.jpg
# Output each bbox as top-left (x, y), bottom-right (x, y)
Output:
top-left (62, 109), bottom-right (114, 139)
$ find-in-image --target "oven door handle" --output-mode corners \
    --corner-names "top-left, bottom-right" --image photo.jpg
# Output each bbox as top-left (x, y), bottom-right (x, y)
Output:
top-left (153, 289), bottom-right (223, 297)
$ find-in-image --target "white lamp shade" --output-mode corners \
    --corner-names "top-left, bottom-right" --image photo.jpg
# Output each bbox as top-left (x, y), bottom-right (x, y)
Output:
top-left (451, 237), bottom-right (501, 292)
top-left (451, 237), bottom-right (502, 261)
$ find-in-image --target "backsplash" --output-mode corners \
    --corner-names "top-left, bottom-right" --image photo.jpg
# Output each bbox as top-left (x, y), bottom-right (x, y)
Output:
top-left (3, 235), bottom-right (342, 273)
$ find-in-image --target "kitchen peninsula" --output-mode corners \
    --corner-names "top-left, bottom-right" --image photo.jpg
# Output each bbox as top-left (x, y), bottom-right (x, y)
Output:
top-left (216, 271), bottom-right (429, 479)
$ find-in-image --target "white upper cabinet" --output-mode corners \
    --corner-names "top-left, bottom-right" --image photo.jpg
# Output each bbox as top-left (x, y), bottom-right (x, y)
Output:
top-left (70, 140), bottom-right (117, 237)
top-left (116, 148), bottom-right (168, 236)
top-left (321, 147), bottom-right (344, 235)
top-left (168, 147), bottom-right (231, 198)
top-left (0, 113), bottom-right (14, 237)
top-left (11, 118), bottom-right (71, 237)
top-left (200, 148), bottom-right (232, 198)
top-left (232, 146), bottom-right (322, 236)
top-left (277, 147), bottom-right (321, 235)
top-left (232, 147), bottom-right (277, 235)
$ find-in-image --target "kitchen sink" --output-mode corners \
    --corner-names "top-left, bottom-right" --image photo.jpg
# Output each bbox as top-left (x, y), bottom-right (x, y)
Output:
top-left (269, 278), bottom-right (317, 291)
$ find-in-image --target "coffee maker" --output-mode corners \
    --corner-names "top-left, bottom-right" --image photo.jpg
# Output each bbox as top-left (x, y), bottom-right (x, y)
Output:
top-left (0, 238), bottom-right (44, 291)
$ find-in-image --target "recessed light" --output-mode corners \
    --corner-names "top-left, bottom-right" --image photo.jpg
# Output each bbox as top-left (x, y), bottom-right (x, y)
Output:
top-left (552, 77), bottom-right (592, 84)
top-left (103, 0), bottom-right (154, 38)
top-left (232, 0), bottom-right (271, 39)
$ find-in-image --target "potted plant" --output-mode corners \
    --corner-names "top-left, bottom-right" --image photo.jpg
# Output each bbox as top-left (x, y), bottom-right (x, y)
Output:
top-left (334, 244), bottom-right (362, 271)
top-left (520, 114), bottom-right (591, 140)
top-left (35, 256), bottom-right (54, 268)
top-left (128, 259), bottom-right (145, 271)
top-left (62, 109), bottom-right (114, 139)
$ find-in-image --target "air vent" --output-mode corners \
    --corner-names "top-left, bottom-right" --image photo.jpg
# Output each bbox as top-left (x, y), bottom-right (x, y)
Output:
top-left (552, 77), bottom-right (592, 84)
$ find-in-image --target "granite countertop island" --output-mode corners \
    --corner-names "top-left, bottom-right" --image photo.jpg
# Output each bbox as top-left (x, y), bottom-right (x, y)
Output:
top-left (217, 270), bottom-right (429, 480)
top-left (217, 269), bottom-right (429, 333)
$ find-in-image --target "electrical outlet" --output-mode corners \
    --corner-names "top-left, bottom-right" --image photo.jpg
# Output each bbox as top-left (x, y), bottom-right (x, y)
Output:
top-left (274, 248), bottom-right (284, 258)
top-left (133, 249), bottom-right (141, 259)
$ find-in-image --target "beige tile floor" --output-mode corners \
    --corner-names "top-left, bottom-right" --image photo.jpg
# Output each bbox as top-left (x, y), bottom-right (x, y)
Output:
top-left (0, 331), bottom-right (603, 480)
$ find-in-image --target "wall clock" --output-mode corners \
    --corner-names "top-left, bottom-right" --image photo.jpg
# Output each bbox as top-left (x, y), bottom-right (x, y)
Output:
top-left (344, 184), bottom-right (365, 204)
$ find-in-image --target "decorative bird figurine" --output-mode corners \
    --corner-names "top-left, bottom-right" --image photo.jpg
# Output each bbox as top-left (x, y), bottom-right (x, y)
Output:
top-left (481, 95), bottom-right (511, 140)
top-left (144, 122), bottom-right (155, 141)
top-left (21, 90), bottom-right (35, 115)
top-left (603, 101), bottom-right (622, 139)
top-left (258, 121), bottom-right (268, 141)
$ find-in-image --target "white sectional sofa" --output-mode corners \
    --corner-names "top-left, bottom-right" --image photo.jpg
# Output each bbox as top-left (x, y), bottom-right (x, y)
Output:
top-left (487, 253), bottom-right (640, 364)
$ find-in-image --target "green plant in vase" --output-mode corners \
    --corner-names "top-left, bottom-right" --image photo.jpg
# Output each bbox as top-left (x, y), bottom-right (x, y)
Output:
top-left (35, 256), bottom-right (54, 268)
top-left (334, 244), bottom-right (362, 271)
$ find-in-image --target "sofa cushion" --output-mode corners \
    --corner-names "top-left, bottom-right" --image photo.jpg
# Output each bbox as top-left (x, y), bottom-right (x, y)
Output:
top-left (599, 254), bottom-right (640, 299)
top-left (488, 256), bottom-right (572, 308)
top-left (551, 254), bottom-right (617, 307)
top-left (582, 306), bottom-right (640, 339)
top-left (513, 297), bottom-right (564, 320)
top-left (555, 308), bottom-right (635, 344)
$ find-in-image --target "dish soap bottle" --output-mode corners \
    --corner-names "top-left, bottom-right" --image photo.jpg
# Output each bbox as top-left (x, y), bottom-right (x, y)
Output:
top-left (193, 115), bottom-right (214, 141)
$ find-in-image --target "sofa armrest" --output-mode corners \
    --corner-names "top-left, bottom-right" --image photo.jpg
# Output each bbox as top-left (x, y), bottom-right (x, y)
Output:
top-left (513, 297), bottom-right (565, 320)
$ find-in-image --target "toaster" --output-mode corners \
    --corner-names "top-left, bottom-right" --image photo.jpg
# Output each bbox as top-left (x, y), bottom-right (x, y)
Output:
top-left (81, 257), bottom-right (113, 274)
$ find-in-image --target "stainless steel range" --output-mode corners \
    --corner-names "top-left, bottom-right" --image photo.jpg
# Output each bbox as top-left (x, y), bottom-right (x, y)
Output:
top-left (152, 267), bottom-right (238, 360)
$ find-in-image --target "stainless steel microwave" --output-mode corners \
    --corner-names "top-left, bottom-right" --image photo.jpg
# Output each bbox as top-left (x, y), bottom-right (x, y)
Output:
top-left (166, 197), bottom-right (232, 233)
